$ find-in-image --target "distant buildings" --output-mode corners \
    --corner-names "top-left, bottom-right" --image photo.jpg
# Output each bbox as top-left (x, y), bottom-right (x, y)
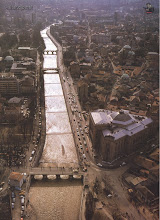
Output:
top-left (70, 61), bottom-right (80, 77)
top-left (77, 80), bottom-right (88, 102)
top-left (146, 52), bottom-right (159, 69)
top-left (0, 73), bottom-right (35, 96)
top-left (0, 74), bottom-right (19, 95)
top-left (89, 109), bottom-right (153, 162)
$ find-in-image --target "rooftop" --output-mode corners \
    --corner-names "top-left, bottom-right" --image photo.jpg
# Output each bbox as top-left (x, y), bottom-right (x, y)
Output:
top-left (9, 172), bottom-right (23, 182)
top-left (91, 109), bottom-right (153, 140)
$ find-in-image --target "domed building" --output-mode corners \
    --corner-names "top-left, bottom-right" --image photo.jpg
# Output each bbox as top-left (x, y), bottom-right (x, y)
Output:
top-left (4, 56), bottom-right (14, 68)
top-left (4, 56), bottom-right (14, 62)
top-left (89, 109), bottom-right (153, 162)
top-left (121, 73), bottom-right (130, 82)
top-left (118, 45), bottom-right (135, 65)
top-left (123, 45), bottom-right (131, 50)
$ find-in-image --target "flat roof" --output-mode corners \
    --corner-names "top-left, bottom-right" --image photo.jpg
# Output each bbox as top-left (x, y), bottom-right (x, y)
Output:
top-left (18, 47), bottom-right (31, 50)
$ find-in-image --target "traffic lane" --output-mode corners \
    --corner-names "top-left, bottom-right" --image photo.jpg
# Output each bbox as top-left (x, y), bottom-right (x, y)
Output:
top-left (64, 74), bottom-right (96, 165)
top-left (62, 74), bottom-right (92, 162)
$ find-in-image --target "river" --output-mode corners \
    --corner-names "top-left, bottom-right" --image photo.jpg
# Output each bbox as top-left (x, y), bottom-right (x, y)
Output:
top-left (27, 25), bottom-right (82, 220)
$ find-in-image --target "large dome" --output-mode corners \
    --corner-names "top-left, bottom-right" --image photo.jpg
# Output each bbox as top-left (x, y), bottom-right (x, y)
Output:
top-left (121, 73), bottom-right (129, 79)
top-left (4, 56), bottom-right (14, 61)
top-left (114, 112), bottom-right (132, 122)
top-left (123, 45), bottom-right (131, 49)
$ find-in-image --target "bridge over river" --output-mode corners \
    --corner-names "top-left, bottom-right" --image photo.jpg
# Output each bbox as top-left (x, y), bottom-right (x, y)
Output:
top-left (11, 167), bottom-right (85, 180)
top-left (43, 50), bottom-right (57, 55)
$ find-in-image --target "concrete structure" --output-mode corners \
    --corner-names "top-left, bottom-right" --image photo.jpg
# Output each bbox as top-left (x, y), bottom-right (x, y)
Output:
top-left (9, 172), bottom-right (24, 188)
top-left (18, 47), bottom-right (37, 59)
top-left (19, 75), bottom-right (35, 94)
top-left (89, 109), bottom-right (153, 162)
top-left (43, 50), bottom-right (57, 55)
top-left (146, 52), bottom-right (159, 69)
top-left (0, 75), bottom-right (19, 95)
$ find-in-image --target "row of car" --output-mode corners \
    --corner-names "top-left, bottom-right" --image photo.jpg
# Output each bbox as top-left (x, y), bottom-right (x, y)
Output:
top-left (29, 106), bottom-right (42, 162)
top-left (66, 79), bottom-right (88, 172)
top-left (11, 191), bottom-right (25, 218)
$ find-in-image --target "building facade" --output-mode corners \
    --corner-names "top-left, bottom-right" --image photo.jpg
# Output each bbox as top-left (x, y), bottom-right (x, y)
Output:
top-left (89, 109), bottom-right (153, 162)
top-left (0, 76), bottom-right (19, 95)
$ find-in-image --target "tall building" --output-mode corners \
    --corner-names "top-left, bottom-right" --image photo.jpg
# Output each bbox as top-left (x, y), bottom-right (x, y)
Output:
top-left (89, 109), bottom-right (153, 162)
top-left (0, 75), bottom-right (19, 95)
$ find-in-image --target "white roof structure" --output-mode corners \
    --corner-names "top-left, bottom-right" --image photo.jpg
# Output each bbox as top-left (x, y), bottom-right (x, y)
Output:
top-left (18, 47), bottom-right (31, 50)
top-left (91, 109), bottom-right (153, 140)
top-left (123, 45), bottom-right (131, 49)
top-left (91, 110), bottom-right (112, 125)
top-left (4, 56), bottom-right (14, 61)
top-left (147, 52), bottom-right (158, 55)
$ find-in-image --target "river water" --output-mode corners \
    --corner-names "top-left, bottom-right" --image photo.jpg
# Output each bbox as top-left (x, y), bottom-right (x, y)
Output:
top-left (39, 27), bottom-right (78, 168)
top-left (27, 26), bottom-right (82, 220)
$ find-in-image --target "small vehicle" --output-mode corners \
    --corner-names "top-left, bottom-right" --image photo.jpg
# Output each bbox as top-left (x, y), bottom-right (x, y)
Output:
top-left (12, 203), bottom-right (14, 209)
top-left (80, 145), bottom-right (83, 149)
top-left (29, 157), bottom-right (32, 162)
top-left (107, 194), bottom-right (112, 198)
top-left (21, 197), bottom-right (25, 205)
top-left (11, 192), bottom-right (15, 198)
top-left (122, 162), bottom-right (126, 166)
top-left (97, 163), bottom-right (103, 167)
top-left (73, 169), bottom-right (79, 173)
top-left (21, 210), bottom-right (24, 216)
top-left (31, 151), bottom-right (35, 156)
top-left (0, 182), bottom-right (5, 187)
top-left (12, 198), bottom-right (15, 203)
top-left (83, 154), bottom-right (86, 159)
top-left (83, 167), bottom-right (87, 172)
top-left (86, 148), bottom-right (88, 152)
top-left (21, 206), bottom-right (24, 211)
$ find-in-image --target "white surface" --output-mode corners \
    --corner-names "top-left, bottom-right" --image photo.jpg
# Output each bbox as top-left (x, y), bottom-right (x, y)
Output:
top-left (40, 27), bottom-right (78, 167)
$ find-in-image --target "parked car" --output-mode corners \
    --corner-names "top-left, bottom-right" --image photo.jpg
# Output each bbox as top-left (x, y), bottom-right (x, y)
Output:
top-left (29, 157), bottom-right (32, 162)
top-left (12, 203), bottom-right (14, 209)
top-left (80, 145), bottom-right (83, 149)
top-left (11, 192), bottom-right (15, 198)
top-left (83, 167), bottom-right (87, 172)
top-left (21, 197), bottom-right (25, 205)
top-left (73, 169), bottom-right (79, 173)
top-left (31, 151), bottom-right (35, 156)
top-left (97, 163), bottom-right (103, 167)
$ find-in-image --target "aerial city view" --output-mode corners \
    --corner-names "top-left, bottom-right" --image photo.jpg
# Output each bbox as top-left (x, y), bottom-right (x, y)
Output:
top-left (0, 0), bottom-right (159, 219)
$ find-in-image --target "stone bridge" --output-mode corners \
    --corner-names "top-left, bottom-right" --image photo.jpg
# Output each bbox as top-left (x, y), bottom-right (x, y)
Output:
top-left (29, 167), bottom-right (84, 180)
top-left (43, 50), bottom-right (57, 55)
top-left (43, 68), bottom-right (59, 72)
